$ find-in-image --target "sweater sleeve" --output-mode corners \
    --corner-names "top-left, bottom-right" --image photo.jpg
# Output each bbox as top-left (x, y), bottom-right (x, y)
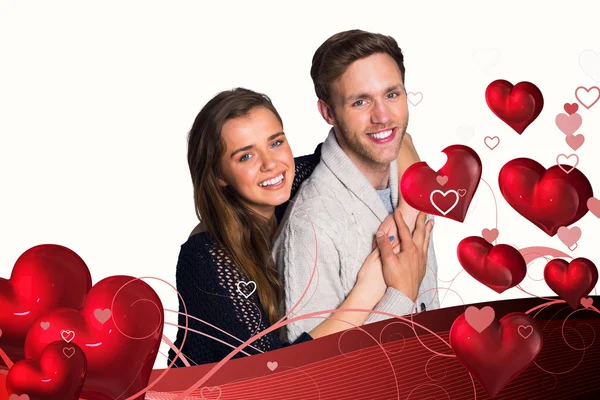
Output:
top-left (274, 206), bottom-right (345, 343)
top-left (167, 234), bottom-right (311, 367)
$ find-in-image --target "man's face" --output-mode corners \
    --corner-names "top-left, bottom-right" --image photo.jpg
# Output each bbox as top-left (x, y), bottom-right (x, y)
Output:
top-left (327, 53), bottom-right (409, 167)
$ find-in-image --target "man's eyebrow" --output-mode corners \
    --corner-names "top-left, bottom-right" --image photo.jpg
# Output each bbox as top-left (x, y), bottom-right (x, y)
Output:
top-left (230, 132), bottom-right (285, 158)
top-left (344, 84), bottom-right (405, 104)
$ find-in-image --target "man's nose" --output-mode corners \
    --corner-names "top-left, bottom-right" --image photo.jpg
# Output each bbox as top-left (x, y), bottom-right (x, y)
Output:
top-left (371, 100), bottom-right (392, 125)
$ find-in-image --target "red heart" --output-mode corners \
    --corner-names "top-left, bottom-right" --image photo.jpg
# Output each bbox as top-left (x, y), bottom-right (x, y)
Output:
top-left (563, 102), bottom-right (579, 115)
top-left (498, 158), bottom-right (593, 236)
top-left (6, 341), bottom-right (86, 400)
top-left (544, 258), bottom-right (598, 309)
top-left (24, 276), bottom-right (164, 400)
top-left (485, 80), bottom-right (544, 134)
top-left (0, 245), bottom-right (92, 365)
top-left (400, 145), bottom-right (482, 222)
top-left (450, 312), bottom-right (543, 398)
top-left (457, 236), bottom-right (527, 293)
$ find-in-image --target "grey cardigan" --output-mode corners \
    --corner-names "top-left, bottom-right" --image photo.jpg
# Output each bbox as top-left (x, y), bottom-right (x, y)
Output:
top-left (272, 129), bottom-right (440, 342)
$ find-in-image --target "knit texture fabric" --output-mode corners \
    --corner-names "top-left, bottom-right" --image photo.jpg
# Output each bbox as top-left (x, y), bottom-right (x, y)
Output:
top-left (272, 129), bottom-right (440, 342)
top-left (167, 145), bottom-right (321, 367)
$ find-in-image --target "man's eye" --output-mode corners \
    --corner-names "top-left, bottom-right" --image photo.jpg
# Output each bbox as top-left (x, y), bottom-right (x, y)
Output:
top-left (387, 92), bottom-right (399, 98)
top-left (352, 99), bottom-right (365, 107)
top-left (271, 140), bottom-right (283, 147)
top-left (240, 154), bottom-right (252, 162)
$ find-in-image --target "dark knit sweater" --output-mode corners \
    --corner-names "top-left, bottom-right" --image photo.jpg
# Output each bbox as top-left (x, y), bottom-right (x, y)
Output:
top-left (167, 144), bottom-right (322, 367)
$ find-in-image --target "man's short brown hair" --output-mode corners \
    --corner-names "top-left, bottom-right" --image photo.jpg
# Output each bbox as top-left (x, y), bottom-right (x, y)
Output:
top-left (310, 29), bottom-right (406, 106)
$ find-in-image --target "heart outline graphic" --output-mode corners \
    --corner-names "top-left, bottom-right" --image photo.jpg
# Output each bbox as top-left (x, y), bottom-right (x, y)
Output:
top-left (556, 153), bottom-right (579, 174)
top-left (575, 86), bottom-right (600, 109)
top-left (518, 325), bottom-right (533, 339)
top-left (484, 136), bottom-right (500, 150)
top-left (60, 330), bottom-right (75, 343)
top-left (429, 190), bottom-right (459, 216)
top-left (236, 281), bottom-right (257, 299)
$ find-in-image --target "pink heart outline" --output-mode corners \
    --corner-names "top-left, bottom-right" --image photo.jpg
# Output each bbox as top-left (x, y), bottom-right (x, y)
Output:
top-left (484, 136), bottom-right (500, 150)
top-left (60, 329), bottom-right (75, 343)
top-left (556, 153), bottom-right (579, 174)
top-left (575, 86), bottom-right (600, 109)
top-left (518, 325), bottom-right (534, 339)
top-left (63, 346), bottom-right (76, 359)
top-left (200, 386), bottom-right (222, 400)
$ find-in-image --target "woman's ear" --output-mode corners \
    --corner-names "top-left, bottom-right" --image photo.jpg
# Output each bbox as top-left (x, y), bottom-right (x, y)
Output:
top-left (218, 177), bottom-right (228, 187)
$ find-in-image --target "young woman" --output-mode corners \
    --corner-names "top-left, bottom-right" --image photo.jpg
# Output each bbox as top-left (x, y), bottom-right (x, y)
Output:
top-left (167, 88), bottom-right (423, 367)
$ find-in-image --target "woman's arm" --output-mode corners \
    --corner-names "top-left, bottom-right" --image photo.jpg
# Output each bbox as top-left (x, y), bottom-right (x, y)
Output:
top-left (168, 236), bottom-right (291, 366)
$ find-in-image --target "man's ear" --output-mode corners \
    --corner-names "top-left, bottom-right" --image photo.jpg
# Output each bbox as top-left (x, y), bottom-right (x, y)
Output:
top-left (317, 99), bottom-right (336, 126)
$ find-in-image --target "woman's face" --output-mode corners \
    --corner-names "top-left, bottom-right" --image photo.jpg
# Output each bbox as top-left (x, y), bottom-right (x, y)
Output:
top-left (219, 106), bottom-right (295, 219)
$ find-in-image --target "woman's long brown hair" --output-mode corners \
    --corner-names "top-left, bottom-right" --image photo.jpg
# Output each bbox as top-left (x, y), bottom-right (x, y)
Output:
top-left (187, 88), bottom-right (284, 326)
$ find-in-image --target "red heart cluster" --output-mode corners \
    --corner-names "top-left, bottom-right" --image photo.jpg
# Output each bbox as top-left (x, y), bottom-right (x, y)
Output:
top-left (0, 245), bottom-right (91, 364)
top-left (1, 245), bottom-right (164, 400)
top-left (498, 158), bottom-right (593, 236)
top-left (457, 236), bottom-right (527, 293)
top-left (450, 311), bottom-right (542, 398)
top-left (544, 258), bottom-right (598, 309)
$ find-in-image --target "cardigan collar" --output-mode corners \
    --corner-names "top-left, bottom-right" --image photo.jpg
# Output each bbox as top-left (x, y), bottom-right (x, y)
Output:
top-left (320, 128), bottom-right (399, 222)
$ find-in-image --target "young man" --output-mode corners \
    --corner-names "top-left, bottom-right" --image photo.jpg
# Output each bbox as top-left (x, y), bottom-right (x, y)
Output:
top-left (273, 30), bottom-right (440, 342)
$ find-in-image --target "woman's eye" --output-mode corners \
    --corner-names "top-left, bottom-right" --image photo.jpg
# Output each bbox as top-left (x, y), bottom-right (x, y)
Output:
top-left (271, 140), bottom-right (283, 148)
top-left (239, 154), bottom-right (252, 162)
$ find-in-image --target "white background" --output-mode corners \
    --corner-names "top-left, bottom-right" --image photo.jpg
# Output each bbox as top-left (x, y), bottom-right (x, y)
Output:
top-left (1, 0), bottom-right (599, 370)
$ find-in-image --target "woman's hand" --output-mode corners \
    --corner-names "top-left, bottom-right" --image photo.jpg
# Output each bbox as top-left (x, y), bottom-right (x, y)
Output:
top-left (354, 247), bottom-right (387, 308)
top-left (375, 210), bottom-right (433, 302)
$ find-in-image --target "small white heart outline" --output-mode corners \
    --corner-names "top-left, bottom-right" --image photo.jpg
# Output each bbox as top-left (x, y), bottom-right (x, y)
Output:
top-left (236, 281), bottom-right (257, 299)
top-left (430, 190), bottom-right (460, 216)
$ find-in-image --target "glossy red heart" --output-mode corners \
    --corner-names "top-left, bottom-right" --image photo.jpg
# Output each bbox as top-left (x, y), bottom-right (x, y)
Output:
top-left (450, 312), bottom-right (542, 398)
top-left (457, 236), bottom-right (527, 293)
top-left (6, 341), bottom-right (86, 400)
top-left (485, 80), bottom-right (544, 134)
top-left (0, 245), bottom-right (92, 365)
top-left (498, 158), bottom-right (593, 236)
top-left (544, 258), bottom-right (598, 309)
top-left (400, 145), bottom-right (482, 222)
top-left (24, 276), bottom-right (164, 400)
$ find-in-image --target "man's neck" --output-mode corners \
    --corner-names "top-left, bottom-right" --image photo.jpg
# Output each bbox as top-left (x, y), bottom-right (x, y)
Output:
top-left (352, 158), bottom-right (391, 190)
top-left (333, 130), bottom-right (391, 189)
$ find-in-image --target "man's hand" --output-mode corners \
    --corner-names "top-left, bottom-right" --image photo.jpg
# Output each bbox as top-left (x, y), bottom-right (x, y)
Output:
top-left (375, 210), bottom-right (433, 302)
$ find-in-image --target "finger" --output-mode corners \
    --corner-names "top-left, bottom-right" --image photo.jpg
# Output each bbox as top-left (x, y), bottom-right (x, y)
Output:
top-left (422, 219), bottom-right (434, 257)
top-left (393, 208), bottom-right (413, 251)
top-left (392, 243), bottom-right (401, 255)
top-left (375, 230), bottom-right (396, 264)
top-left (412, 212), bottom-right (428, 248)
